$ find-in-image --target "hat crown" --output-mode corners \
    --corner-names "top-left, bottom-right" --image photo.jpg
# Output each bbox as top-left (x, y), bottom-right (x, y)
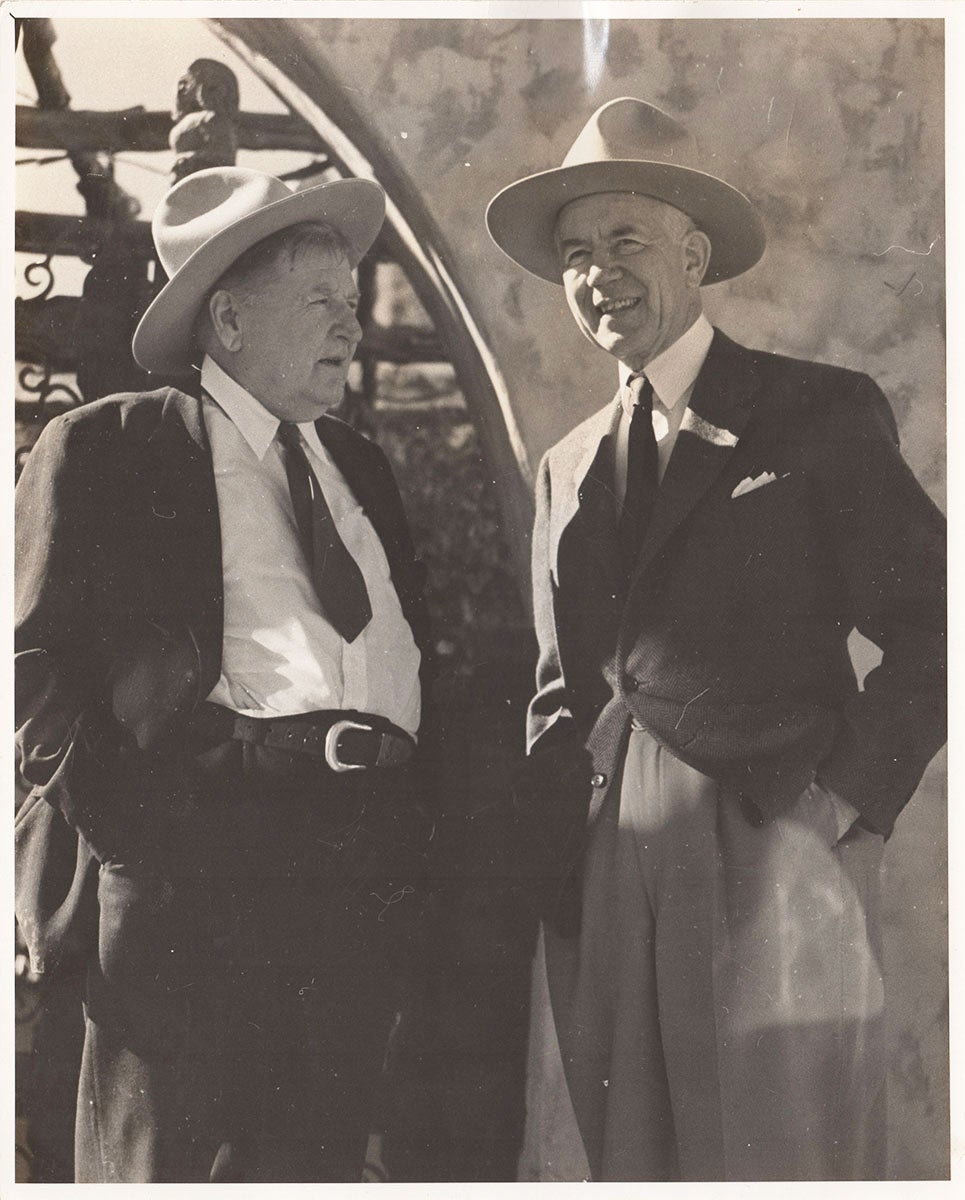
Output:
top-left (562, 97), bottom-right (700, 171)
top-left (486, 95), bottom-right (765, 287)
top-left (152, 167), bottom-right (293, 277)
top-left (134, 169), bottom-right (385, 375)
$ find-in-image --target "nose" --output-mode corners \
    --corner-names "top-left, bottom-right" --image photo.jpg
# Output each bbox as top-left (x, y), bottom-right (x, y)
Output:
top-left (332, 299), bottom-right (362, 344)
top-left (586, 255), bottom-right (621, 286)
top-left (344, 308), bottom-right (363, 343)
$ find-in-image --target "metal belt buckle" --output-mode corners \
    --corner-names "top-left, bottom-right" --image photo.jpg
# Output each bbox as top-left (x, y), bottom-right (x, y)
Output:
top-left (324, 718), bottom-right (372, 773)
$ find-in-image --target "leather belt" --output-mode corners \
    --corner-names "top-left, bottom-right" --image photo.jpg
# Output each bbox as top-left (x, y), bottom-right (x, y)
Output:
top-left (193, 704), bottom-right (415, 773)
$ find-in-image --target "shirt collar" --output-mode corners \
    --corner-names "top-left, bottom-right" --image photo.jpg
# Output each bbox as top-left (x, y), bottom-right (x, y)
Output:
top-left (200, 355), bottom-right (325, 461)
top-left (618, 312), bottom-right (714, 414)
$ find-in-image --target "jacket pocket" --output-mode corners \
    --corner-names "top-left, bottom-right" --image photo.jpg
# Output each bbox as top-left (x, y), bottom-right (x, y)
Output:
top-left (15, 789), bottom-right (99, 977)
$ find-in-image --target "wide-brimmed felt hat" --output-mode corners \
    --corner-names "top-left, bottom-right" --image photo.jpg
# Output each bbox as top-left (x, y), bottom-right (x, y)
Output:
top-left (133, 167), bottom-right (385, 375)
top-left (486, 97), bottom-right (765, 285)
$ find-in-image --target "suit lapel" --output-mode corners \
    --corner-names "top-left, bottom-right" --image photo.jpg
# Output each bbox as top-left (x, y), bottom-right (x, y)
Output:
top-left (627, 330), bottom-right (761, 588)
top-left (313, 413), bottom-right (406, 581)
top-left (147, 387), bottom-right (218, 521)
top-left (144, 388), bottom-right (224, 695)
top-left (564, 398), bottom-right (623, 592)
top-left (315, 412), bottom-right (376, 509)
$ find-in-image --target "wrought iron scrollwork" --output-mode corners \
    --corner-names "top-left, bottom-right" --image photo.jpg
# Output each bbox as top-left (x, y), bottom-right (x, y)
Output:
top-left (17, 362), bottom-right (82, 410)
top-left (21, 254), bottom-right (55, 302)
top-left (16, 252), bottom-right (83, 469)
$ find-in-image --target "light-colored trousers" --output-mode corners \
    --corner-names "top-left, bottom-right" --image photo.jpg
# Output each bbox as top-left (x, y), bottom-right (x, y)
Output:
top-left (518, 728), bottom-right (886, 1181)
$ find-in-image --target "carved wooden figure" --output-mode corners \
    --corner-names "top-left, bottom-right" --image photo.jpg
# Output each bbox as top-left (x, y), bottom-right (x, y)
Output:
top-left (169, 58), bottom-right (240, 182)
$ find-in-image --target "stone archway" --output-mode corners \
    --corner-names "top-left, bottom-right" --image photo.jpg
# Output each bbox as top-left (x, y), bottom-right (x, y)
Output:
top-left (213, 17), bottom-right (535, 594)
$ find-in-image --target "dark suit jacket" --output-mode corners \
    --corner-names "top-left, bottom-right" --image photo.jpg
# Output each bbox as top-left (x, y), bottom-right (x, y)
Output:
top-left (523, 328), bottom-right (945, 916)
top-left (15, 386), bottom-right (429, 967)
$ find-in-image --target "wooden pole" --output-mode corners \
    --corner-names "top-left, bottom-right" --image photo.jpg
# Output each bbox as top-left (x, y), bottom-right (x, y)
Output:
top-left (17, 291), bottom-right (445, 373)
top-left (17, 106), bottom-right (326, 155)
top-left (15, 210), bottom-right (402, 265)
top-left (15, 210), bottom-right (154, 259)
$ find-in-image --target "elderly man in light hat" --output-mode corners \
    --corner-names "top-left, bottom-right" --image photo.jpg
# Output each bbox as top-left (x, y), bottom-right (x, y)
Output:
top-left (487, 98), bottom-right (945, 1181)
top-left (16, 168), bottom-right (432, 1181)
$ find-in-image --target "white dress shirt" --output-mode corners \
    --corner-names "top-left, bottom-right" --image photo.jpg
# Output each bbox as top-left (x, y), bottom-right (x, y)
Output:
top-left (613, 311), bottom-right (714, 506)
top-left (200, 355), bottom-right (421, 735)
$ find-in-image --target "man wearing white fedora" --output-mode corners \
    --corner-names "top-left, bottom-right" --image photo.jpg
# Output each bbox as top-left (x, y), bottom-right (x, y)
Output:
top-left (487, 98), bottom-right (945, 1180)
top-left (16, 167), bottom-right (432, 1180)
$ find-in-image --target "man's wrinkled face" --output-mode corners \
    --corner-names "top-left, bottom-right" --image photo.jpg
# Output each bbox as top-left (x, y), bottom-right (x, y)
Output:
top-left (229, 242), bottom-right (362, 423)
top-left (554, 192), bottom-right (709, 371)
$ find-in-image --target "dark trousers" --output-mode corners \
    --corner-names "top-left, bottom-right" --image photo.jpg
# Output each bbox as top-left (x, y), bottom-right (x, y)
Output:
top-left (75, 734), bottom-right (429, 1182)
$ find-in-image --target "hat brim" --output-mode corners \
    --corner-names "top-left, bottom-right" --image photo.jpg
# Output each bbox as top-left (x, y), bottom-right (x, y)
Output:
top-left (133, 177), bottom-right (385, 375)
top-left (486, 160), bottom-right (765, 285)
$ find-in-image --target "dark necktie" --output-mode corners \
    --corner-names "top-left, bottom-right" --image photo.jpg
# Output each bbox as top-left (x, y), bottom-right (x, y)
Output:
top-left (618, 373), bottom-right (658, 571)
top-left (276, 421), bottom-right (372, 643)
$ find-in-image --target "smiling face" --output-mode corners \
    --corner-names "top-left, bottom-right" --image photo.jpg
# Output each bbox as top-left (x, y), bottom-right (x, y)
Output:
top-left (202, 224), bottom-right (362, 423)
top-left (554, 192), bottom-right (711, 371)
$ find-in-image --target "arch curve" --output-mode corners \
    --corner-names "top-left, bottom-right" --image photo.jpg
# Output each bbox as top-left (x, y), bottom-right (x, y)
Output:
top-left (211, 17), bottom-right (535, 594)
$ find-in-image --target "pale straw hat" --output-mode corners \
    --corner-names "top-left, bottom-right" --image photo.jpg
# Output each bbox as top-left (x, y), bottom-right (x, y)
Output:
top-left (133, 167), bottom-right (385, 374)
top-left (486, 97), bottom-right (765, 285)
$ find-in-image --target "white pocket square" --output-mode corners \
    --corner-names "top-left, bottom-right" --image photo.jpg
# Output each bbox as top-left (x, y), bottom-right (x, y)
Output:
top-left (731, 471), bottom-right (788, 499)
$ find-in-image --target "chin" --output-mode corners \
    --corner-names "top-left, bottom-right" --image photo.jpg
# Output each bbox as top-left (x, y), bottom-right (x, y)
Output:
top-left (308, 399), bottom-right (340, 418)
top-left (593, 332), bottom-right (629, 358)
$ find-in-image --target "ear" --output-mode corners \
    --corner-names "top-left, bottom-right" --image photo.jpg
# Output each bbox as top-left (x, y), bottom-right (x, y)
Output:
top-left (206, 289), bottom-right (244, 353)
top-left (682, 229), bottom-right (712, 289)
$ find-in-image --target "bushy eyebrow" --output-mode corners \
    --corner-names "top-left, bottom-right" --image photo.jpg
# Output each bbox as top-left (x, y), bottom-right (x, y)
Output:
top-left (557, 223), bottom-right (653, 250)
top-left (304, 283), bottom-right (360, 303)
top-left (607, 224), bottom-right (649, 240)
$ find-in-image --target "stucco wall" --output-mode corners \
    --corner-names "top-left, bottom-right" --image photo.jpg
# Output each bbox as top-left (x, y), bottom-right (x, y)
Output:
top-left (292, 17), bottom-right (944, 495)
top-left (225, 16), bottom-right (947, 1178)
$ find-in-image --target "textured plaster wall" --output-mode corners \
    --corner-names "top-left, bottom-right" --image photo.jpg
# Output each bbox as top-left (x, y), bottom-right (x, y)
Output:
top-left (301, 17), bottom-right (944, 499)
top-left (277, 16), bottom-right (945, 1177)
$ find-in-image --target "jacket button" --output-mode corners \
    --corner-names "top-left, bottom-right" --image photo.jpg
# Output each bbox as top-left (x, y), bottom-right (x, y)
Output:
top-left (591, 773), bottom-right (607, 789)
top-left (624, 676), bottom-right (641, 692)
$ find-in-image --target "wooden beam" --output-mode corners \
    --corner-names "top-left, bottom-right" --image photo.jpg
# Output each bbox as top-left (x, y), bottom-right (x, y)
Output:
top-left (358, 324), bottom-right (446, 365)
top-left (16, 210), bottom-right (154, 258)
top-left (17, 293), bottom-right (445, 372)
top-left (17, 105), bottom-right (326, 154)
top-left (16, 210), bottom-right (400, 266)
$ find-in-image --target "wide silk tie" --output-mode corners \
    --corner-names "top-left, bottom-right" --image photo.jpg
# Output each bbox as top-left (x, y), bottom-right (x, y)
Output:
top-left (618, 373), bottom-right (658, 573)
top-left (276, 421), bottom-right (373, 643)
